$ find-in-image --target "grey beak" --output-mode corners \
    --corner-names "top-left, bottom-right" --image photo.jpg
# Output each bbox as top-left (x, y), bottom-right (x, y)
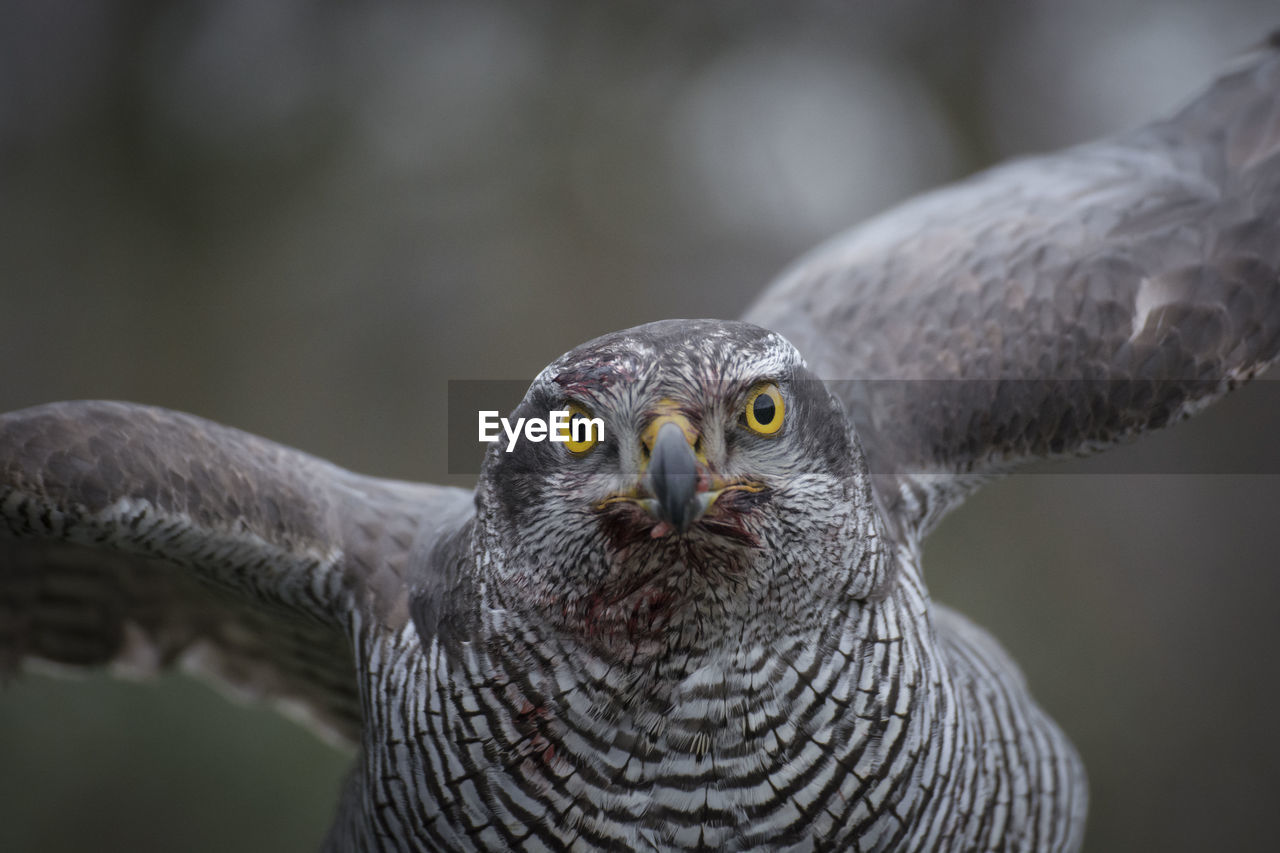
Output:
top-left (646, 421), bottom-right (700, 532)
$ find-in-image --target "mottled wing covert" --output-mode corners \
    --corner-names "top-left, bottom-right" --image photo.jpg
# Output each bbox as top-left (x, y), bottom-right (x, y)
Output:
top-left (748, 37), bottom-right (1280, 538)
top-left (0, 401), bottom-right (471, 745)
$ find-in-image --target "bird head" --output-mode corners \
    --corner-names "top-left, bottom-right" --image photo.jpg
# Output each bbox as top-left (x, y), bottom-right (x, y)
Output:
top-left (474, 319), bottom-right (888, 650)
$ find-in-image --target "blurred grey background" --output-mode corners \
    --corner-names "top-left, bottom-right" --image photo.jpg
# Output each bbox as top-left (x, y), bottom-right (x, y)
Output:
top-left (1, 1), bottom-right (1279, 850)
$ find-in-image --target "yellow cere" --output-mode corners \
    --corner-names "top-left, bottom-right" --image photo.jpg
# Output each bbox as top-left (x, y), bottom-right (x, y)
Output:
top-left (744, 383), bottom-right (785, 435)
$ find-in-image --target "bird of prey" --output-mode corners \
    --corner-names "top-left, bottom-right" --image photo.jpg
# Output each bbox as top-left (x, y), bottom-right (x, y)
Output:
top-left (3, 34), bottom-right (1279, 853)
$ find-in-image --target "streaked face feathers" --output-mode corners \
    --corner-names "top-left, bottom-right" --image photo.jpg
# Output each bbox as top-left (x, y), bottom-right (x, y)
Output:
top-left (475, 319), bottom-right (888, 651)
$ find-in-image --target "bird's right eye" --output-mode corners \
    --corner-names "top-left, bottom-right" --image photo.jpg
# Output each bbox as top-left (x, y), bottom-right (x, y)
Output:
top-left (560, 403), bottom-right (601, 454)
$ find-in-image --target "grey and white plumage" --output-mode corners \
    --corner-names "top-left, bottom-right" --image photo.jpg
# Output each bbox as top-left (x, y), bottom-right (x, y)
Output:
top-left (3, 35), bottom-right (1280, 852)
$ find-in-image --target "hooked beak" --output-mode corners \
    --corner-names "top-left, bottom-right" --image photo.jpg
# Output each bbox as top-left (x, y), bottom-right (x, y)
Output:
top-left (645, 420), bottom-right (700, 533)
top-left (593, 404), bottom-right (767, 541)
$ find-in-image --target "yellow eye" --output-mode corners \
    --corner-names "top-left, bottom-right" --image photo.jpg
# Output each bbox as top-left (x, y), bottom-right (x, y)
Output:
top-left (560, 403), bottom-right (601, 454)
top-left (744, 383), bottom-right (784, 435)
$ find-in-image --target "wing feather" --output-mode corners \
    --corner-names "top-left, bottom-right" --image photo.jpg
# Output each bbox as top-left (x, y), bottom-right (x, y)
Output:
top-left (747, 37), bottom-right (1280, 538)
top-left (0, 400), bottom-right (472, 745)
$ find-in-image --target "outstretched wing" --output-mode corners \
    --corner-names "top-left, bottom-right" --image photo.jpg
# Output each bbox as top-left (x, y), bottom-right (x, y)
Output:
top-left (747, 36), bottom-right (1280, 539)
top-left (0, 400), bottom-right (472, 746)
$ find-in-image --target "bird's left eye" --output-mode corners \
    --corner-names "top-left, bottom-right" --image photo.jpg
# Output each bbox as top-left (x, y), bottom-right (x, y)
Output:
top-left (743, 383), bottom-right (785, 435)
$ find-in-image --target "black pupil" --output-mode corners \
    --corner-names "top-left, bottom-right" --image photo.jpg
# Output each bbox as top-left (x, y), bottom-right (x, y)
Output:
top-left (753, 393), bottom-right (775, 424)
